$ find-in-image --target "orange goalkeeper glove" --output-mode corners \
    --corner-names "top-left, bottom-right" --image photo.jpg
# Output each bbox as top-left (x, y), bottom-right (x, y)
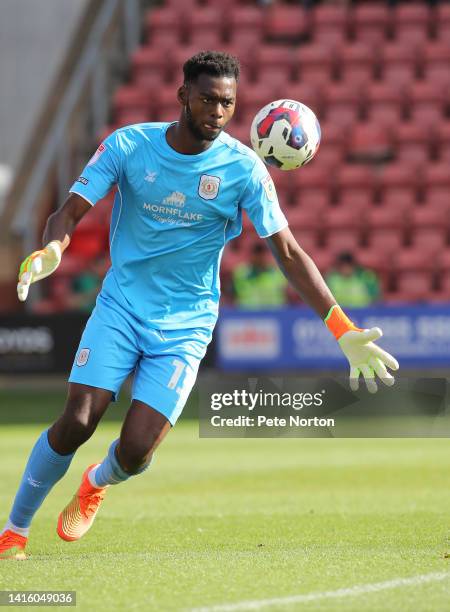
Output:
top-left (325, 305), bottom-right (399, 393)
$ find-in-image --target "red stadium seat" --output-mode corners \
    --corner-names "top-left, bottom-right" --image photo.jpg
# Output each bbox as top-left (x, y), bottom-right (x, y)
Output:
top-left (435, 122), bottom-right (450, 163)
top-left (434, 4), bottom-right (450, 42)
top-left (188, 31), bottom-right (224, 50)
top-left (388, 271), bottom-right (433, 303)
top-left (296, 44), bottom-right (336, 87)
top-left (337, 42), bottom-right (376, 86)
top-left (145, 8), bottom-right (181, 40)
top-left (394, 24), bottom-right (430, 48)
top-left (420, 42), bottom-right (450, 87)
top-left (255, 66), bottom-right (294, 90)
top-left (392, 3), bottom-right (431, 45)
top-left (409, 228), bottom-right (448, 256)
top-left (292, 163), bottom-right (334, 191)
top-left (367, 229), bottom-right (405, 255)
top-left (348, 122), bottom-right (393, 162)
top-left (434, 272), bottom-right (450, 302)
top-left (291, 229), bottom-right (320, 254)
top-left (365, 82), bottom-right (405, 128)
top-left (356, 246), bottom-right (391, 276)
top-left (378, 163), bottom-right (420, 204)
top-left (226, 7), bottom-right (264, 45)
top-left (336, 164), bottom-right (374, 199)
top-left (352, 4), bottom-right (390, 46)
top-left (409, 208), bottom-right (449, 255)
top-left (322, 207), bottom-right (363, 253)
top-left (131, 47), bottom-right (168, 85)
top-left (264, 6), bottom-right (309, 42)
top-left (113, 86), bottom-right (150, 116)
top-left (437, 249), bottom-right (450, 273)
top-left (285, 207), bottom-right (319, 232)
top-left (323, 231), bottom-right (362, 255)
top-left (149, 31), bottom-right (183, 52)
top-left (184, 8), bottom-right (224, 40)
top-left (319, 122), bottom-right (346, 149)
top-left (315, 143), bottom-right (344, 169)
top-left (254, 45), bottom-right (295, 76)
top-left (394, 122), bottom-right (431, 166)
top-left (379, 43), bottom-right (418, 86)
top-left (312, 4), bottom-right (350, 45)
top-left (322, 206), bottom-right (362, 234)
top-left (406, 81), bottom-right (447, 129)
top-left (238, 84), bottom-right (278, 119)
top-left (367, 206), bottom-right (406, 232)
top-left (292, 187), bottom-right (331, 212)
top-left (396, 248), bottom-right (436, 274)
top-left (323, 82), bottom-right (364, 127)
top-left (422, 164), bottom-right (450, 203)
top-left (378, 192), bottom-right (415, 215)
top-left (152, 85), bottom-right (180, 121)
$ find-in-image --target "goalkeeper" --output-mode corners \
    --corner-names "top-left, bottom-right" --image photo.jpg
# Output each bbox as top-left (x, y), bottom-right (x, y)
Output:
top-left (1, 51), bottom-right (398, 559)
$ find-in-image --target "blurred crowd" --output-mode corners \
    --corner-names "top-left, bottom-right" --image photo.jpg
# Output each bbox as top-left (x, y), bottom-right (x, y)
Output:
top-left (228, 244), bottom-right (380, 310)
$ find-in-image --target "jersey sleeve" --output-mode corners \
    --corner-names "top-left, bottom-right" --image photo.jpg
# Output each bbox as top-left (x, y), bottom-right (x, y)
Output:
top-left (239, 158), bottom-right (288, 238)
top-left (69, 132), bottom-right (121, 205)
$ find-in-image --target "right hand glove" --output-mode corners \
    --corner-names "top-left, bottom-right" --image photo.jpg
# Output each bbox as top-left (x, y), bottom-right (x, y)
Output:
top-left (17, 241), bottom-right (62, 302)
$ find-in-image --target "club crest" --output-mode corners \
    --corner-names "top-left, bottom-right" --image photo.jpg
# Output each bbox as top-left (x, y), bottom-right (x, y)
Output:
top-left (76, 348), bottom-right (90, 367)
top-left (198, 174), bottom-right (221, 200)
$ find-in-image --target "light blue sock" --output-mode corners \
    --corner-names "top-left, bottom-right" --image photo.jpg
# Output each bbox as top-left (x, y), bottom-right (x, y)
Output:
top-left (9, 430), bottom-right (75, 529)
top-left (91, 439), bottom-right (151, 487)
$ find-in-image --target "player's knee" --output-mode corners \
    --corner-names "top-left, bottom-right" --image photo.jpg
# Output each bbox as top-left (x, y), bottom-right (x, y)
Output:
top-left (117, 441), bottom-right (153, 475)
top-left (60, 395), bottom-right (103, 446)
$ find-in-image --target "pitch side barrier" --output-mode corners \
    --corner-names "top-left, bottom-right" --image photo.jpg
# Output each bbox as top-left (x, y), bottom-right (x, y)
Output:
top-left (217, 304), bottom-right (450, 371)
top-left (0, 313), bottom-right (216, 375)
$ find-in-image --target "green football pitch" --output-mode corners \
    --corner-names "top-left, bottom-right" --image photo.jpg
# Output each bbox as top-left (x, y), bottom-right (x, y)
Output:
top-left (0, 390), bottom-right (449, 611)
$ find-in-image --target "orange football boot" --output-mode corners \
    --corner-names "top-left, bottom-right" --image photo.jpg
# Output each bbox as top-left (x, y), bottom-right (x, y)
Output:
top-left (57, 464), bottom-right (106, 542)
top-left (0, 530), bottom-right (28, 560)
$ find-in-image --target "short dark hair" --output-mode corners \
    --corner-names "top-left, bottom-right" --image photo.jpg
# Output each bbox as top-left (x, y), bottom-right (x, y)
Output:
top-left (183, 50), bottom-right (240, 85)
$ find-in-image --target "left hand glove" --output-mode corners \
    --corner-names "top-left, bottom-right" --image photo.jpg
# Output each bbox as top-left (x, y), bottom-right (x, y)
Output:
top-left (17, 241), bottom-right (62, 302)
top-left (338, 327), bottom-right (399, 393)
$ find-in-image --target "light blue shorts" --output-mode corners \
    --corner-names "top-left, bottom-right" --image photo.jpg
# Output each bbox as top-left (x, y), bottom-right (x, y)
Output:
top-left (68, 294), bottom-right (213, 425)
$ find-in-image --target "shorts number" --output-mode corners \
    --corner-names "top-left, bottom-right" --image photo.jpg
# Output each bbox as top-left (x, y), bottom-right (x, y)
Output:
top-left (168, 359), bottom-right (185, 394)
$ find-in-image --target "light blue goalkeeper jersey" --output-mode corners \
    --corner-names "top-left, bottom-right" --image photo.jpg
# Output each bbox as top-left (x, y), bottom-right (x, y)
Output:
top-left (69, 122), bottom-right (288, 329)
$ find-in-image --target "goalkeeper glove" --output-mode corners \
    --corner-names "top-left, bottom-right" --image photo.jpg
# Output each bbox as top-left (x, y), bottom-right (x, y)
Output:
top-left (17, 241), bottom-right (62, 302)
top-left (325, 305), bottom-right (399, 393)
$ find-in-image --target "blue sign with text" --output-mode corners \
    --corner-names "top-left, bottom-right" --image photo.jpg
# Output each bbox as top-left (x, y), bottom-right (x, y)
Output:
top-left (217, 305), bottom-right (450, 370)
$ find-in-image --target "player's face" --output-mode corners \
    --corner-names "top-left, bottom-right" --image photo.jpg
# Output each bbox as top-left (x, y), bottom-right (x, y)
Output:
top-left (183, 74), bottom-right (236, 142)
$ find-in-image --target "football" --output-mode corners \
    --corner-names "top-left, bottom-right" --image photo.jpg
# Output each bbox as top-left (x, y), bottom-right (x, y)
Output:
top-left (250, 99), bottom-right (321, 171)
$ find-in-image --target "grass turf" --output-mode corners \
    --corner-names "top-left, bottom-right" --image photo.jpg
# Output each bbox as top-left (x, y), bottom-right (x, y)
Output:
top-left (0, 415), bottom-right (449, 610)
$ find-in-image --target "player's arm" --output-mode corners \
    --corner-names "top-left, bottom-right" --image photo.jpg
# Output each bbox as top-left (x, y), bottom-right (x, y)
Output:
top-left (17, 194), bottom-right (92, 302)
top-left (266, 227), bottom-right (399, 393)
top-left (17, 133), bottom-right (120, 302)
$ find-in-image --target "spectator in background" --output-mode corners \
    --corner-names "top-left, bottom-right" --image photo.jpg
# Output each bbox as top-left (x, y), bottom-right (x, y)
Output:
top-left (325, 251), bottom-right (381, 308)
top-left (232, 242), bottom-right (288, 308)
top-left (67, 254), bottom-right (110, 313)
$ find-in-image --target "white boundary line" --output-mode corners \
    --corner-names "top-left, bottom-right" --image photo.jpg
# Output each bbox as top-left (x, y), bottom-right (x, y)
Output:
top-left (190, 572), bottom-right (450, 612)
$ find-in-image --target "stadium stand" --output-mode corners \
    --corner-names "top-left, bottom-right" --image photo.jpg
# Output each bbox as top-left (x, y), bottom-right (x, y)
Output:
top-left (39, 1), bottom-right (450, 309)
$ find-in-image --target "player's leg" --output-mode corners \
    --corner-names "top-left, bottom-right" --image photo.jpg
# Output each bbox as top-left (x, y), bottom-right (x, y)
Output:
top-left (89, 326), bottom-right (213, 486)
top-left (57, 326), bottom-right (212, 542)
top-left (2, 296), bottom-right (139, 556)
top-left (98, 400), bottom-right (171, 482)
top-left (0, 384), bottom-right (111, 559)
top-left (57, 401), bottom-right (170, 542)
